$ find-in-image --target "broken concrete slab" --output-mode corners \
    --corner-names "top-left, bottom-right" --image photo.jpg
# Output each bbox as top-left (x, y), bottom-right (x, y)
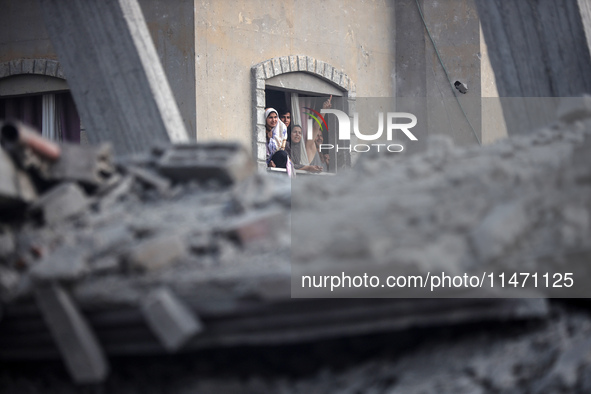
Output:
top-left (232, 173), bottom-right (291, 210)
top-left (29, 244), bottom-right (88, 283)
top-left (89, 256), bottom-right (120, 275)
top-left (98, 175), bottom-right (135, 210)
top-left (0, 265), bottom-right (20, 302)
top-left (35, 284), bottom-right (109, 383)
top-left (188, 231), bottom-right (212, 254)
top-left (91, 223), bottom-right (134, 258)
top-left (125, 234), bottom-right (186, 272)
top-left (223, 209), bottom-right (288, 246)
top-left (0, 148), bottom-right (30, 207)
top-left (48, 143), bottom-right (113, 187)
top-left (15, 168), bottom-right (38, 203)
top-left (125, 165), bottom-right (171, 194)
top-left (470, 202), bottom-right (530, 262)
top-left (157, 143), bottom-right (255, 185)
top-left (0, 226), bottom-right (15, 260)
top-left (141, 287), bottom-right (203, 352)
top-left (0, 124), bottom-right (38, 205)
top-left (32, 183), bottom-right (88, 225)
top-left (531, 335), bottom-right (591, 393)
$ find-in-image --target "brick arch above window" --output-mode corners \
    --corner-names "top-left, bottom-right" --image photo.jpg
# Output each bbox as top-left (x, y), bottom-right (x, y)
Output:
top-left (0, 58), bottom-right (66, 80)
top-left (253, 55), bottom-right (354, 91)
top-left (251, 55), bottom-right (356, 169)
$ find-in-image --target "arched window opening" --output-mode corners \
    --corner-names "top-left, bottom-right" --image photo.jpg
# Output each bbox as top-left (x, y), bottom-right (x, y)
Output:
top-left (0, 59), bottom-right (84, 144)
top-left (252, 56), bottom-right (355, 175)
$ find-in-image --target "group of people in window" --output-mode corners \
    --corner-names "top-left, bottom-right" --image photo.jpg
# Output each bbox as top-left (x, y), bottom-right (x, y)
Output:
top-left (265, 96), bottom-right (332, 177)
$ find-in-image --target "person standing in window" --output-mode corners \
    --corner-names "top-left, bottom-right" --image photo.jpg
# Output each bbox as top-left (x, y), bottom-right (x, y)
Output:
top-left (280, 109), bottom-right (292, 142)
top-left (265, 108), bottom-right (293, 177)
top-left (290, 125), bottom-right (322, 173)
top-left (314, 130), bottom-right (329, 172)
top-left (296, 96), bottom-right (331, 170)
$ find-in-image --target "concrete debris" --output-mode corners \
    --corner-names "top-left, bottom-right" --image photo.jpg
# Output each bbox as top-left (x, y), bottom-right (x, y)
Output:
top-left (125, 165), bottom-right (171, 194)
top-left (0, 266), bottom-right (19, 302)
top-left (34, 284), bottom-right (109, 384)
top-left (0, 135), bottom-right (264, 307)
top-left (48, 143), bottom-right (113, 187)
top-left (187, 230), bottom-right (213, 254)
top-left (0, 226), bottom-right (15, 259)
top-left (0, 110), bottom-right (590, 389)
top-left (2, 302), bottom-right (591, 392)
top-left (0, 120), bottom-right (60, 164)
top-left (141, 287), bottom-right (203, 352)
top-left (0, 149), bottom-right (34, 207)
top-left (232, 173), bottom-right (291, 211)
top-left (470, 201), bottom-right (529, 262)
top-left (29, 243), bottom-right (88, 283)
top-left (88, 255), bottom-right (120, 275)
top-left (557, 94), bottom-right (591, 123)
top-left (531, 335), bottom-right (591, 392)
top-left (90, 223), bottom-right (134, 258)
top-left (31, 182), bottom-right (88, 225)
top-left (13, 168), bottom-right (37, 203)
top-left (290, 115), bottom-right (591, 299)
top-left (157, 142), bottom-right (255, 184)
top-left (98, 175), bottom-right (135, 209)
top-left (223, 209), bottom-right (288, 246)
top-left (124, 234), bottom-right (186, 272)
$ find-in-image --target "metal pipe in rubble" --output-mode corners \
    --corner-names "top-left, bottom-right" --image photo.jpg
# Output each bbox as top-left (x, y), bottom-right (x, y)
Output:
top-left (1, 120), bottom-right (61, 161)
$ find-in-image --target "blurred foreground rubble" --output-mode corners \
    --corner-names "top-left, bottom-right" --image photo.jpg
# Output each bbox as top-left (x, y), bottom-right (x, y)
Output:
top-left (292, 98), bottom-right (591, 298)
top-left (0, 97), bottom-right (591, 391)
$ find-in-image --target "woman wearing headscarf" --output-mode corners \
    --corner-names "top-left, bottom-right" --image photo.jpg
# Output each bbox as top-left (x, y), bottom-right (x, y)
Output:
top-left (265, 108), bottom-right (294, 177)
top-left (292, 95), bottom-right (331, 171)
top-left (290, 125), bottom-right (322, 173)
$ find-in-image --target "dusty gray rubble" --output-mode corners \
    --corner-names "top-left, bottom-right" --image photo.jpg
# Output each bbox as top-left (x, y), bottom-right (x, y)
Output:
top-left (0, 124), bottom-right (291, 383)
top-left (0, 128), bottom-right (281, 307)
top-left (1, 302), bottom-right (591, 393)
top-left (291, 99), bottom-right (591, 298)
top-left (0, 99), bottom-right (591, 388)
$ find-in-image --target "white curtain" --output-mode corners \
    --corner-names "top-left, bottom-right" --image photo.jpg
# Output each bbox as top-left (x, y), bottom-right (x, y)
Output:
top-left (294, 94), bottom-right (322, 165)
top-left (42, 94), bottom-right (62, 141)
top-left (290, 93), bottom-right (311, 165)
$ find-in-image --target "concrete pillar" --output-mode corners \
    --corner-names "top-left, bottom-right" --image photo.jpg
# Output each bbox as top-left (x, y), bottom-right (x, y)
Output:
top-left (39, 0), bottom-right (189, 154)
top-left (475, 0), bottom-right (591, 134)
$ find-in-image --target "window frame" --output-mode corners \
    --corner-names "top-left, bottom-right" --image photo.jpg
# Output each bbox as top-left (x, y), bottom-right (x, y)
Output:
top-left (1, 59), bottom-right (81, 143)
top-left (252, 56), bottom-right (355, 173)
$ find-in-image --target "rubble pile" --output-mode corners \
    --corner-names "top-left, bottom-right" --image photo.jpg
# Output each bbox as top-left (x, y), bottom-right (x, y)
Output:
top-left (292, 98), bottom-right (591, 298)
top-left (0, 121), bottom-right (294, 383)
top-left (0, 122), bottom-right (291, 308)
top-left (0, 97), bottom-right (591, 391)
top-left (2, 302), bottom-right (591, 393)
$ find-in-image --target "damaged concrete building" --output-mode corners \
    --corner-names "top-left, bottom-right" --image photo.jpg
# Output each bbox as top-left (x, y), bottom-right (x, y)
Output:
top-left (1, 0), bottom-right (506, 169)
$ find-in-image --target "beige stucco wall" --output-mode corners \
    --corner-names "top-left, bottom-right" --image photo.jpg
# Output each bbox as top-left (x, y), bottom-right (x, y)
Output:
top-left (423, 0), bottom-right (482, 146)
top-left (480, 25), bottom-right (508, 144)
top-left (2, 0), bottom-right (497, 152)
top-left (194, 0), bottom-right (396, 148)
top-left (394, 0), bottom-right (492, 150)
